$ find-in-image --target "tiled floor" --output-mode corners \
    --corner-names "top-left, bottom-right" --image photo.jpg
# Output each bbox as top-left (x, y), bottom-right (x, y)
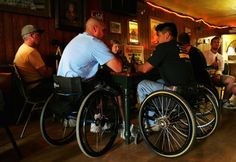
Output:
top-left (1, 108), bottom-right (236, 162)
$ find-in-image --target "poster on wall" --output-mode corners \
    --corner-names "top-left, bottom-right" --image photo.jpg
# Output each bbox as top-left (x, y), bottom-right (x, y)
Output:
top-left (128, 20), bottom-right (139, 44)
top-left (150, 18), bottom-right (163, 47)
top-left (124, 45), bottom-right (144, 64)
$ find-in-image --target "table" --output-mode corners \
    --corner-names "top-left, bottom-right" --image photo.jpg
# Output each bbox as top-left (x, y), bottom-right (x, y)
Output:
top-left (111, 72), bottom-right (141, 144)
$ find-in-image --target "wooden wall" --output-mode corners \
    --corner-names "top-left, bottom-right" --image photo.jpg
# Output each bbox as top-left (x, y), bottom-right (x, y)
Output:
top-left (0, 0), bottom-right (228, 65)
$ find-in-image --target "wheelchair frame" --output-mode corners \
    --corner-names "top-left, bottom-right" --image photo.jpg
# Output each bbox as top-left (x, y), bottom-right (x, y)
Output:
top-left (40, 79), bottom-right (120, 157)
top-left (138, 85), bottom-right (219, 157)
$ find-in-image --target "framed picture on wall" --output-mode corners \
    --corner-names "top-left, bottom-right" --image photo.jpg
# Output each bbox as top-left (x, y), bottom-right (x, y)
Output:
top-left (150, 18), bottom-right (163, 47)
top-left (124, 45), bottom-right (144, 64)
top-left (128, 20), bottom-right (139, 44)
top-left (55, 0), bottom-right (85, 31)
top-left (0, 0), bottom-right (51, 17)
top-left (110, 21), bottom-right (121, 34)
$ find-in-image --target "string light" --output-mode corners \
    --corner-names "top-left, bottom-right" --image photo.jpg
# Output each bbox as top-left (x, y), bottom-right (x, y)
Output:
top-left (146, 1), bottom-right (230, 29)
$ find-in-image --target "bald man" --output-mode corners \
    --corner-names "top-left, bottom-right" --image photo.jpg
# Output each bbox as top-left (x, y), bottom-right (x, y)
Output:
top-left (57, 17), bottom-right (122, 79)
top-left (57, 17), bottom-right (123, 133)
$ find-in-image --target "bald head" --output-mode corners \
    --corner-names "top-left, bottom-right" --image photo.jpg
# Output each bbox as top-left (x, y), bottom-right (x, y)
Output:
top-left (85, 17), bottom-right (105, 39)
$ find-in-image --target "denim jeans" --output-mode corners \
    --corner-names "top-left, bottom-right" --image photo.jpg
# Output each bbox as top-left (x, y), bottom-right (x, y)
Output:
top-left (137, 79), bottom-right (170, 103)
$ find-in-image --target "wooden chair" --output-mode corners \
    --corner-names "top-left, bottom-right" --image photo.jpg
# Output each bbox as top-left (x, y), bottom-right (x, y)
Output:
top-left (11, 64), bottom-right (46, 138)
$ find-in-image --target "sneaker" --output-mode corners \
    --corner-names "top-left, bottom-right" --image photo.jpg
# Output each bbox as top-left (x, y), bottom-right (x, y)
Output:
top-left (63, 112), bottom-right (77, 127)
top-left (90, 123), bottom-right (102, 133)
top-left (150, 124), bottom-right (161, 131)
top-left (223, 100), bottom-right (236, 110)
top-left (102, 123), bottom-right (111, 131)
top-left (145, 119), bottom-right (161, 132)
top-left (119, 123), bottom-right (136, 140)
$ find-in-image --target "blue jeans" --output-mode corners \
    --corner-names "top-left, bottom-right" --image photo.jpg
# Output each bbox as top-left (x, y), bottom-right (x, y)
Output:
top-left (137, 79), bottom-right (170, 103)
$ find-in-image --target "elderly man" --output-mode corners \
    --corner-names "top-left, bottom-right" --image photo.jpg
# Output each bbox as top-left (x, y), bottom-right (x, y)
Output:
top-left (14, 24), bottom-right (53, 98)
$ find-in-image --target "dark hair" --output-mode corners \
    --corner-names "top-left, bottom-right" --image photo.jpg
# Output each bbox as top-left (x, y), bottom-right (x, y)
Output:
top-left (178, 32), bottom-right (190, 44)
top-left (210, 36), bottom-right (221, 44)
top-left (110, 39), bottom-right (120, 45)
top-left (155, 22), bottom-right (178, 39)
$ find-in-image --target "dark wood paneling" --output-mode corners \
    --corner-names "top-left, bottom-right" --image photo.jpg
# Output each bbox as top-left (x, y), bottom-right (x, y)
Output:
top-left (0, 0), bottom-right (226, 65)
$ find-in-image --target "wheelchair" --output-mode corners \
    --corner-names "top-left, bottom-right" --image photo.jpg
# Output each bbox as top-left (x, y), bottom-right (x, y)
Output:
top-left (138, 84), bottom-right (219, 158)
top-left (40, 76), bottom-right (120, 157)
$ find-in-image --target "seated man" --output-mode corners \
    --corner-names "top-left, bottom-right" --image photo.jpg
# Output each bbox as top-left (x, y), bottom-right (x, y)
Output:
top-left (203, 36), bottom-right (236, 109)
top-left (57, 17), bottom-right (123, 132)
top-left (178, 33), bottom-right (218, 98)
top-left (136, 22), bottom-right (196, 103)
top-left (14, 24), bottom-right (53, 99)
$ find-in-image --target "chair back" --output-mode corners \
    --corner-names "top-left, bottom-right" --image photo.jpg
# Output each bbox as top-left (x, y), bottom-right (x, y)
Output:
top-left (53, 75), bottom-right (83, 96)
top-left (223, 62), bottom-right (230, 75)
top-left (11, 64), bottom-right (28, 99)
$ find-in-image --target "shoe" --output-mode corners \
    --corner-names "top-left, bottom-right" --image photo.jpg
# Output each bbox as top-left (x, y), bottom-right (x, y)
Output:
top-left (90, 113), bottom-right (111, 133)
top-left (90, 123), bottom-right (102, 133)
top-left (102, 123), bottom-right (111, 131)
top-left (150, 124), bottom-right (161, 131)
top-left (63, 112), bottom-right (77, 127)
top-left (145, 119), bottom-right (161, 132)
top-left (119, 123), bottom-right (137, 140)
top-left (223, 100), bottom-right (236, 110)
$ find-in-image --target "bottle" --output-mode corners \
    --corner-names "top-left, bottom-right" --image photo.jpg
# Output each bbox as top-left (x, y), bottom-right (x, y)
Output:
top-left (215, 57), bottom-right (218, 70)
top-left (128, 54), bottom-right (136, 74)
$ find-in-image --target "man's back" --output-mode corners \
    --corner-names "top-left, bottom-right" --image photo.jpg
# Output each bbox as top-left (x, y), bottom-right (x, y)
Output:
top-left (57, 32), bottom-right (114, 79)
top-left (149, 40), bottom-right (195, 86)
top-left (14, 43), bottom-right (45, 88)
top-left (189, 46), bottom-right (212, 86)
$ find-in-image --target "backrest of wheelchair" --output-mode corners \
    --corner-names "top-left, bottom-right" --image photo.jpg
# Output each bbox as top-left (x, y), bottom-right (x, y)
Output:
top-left (53, 75), bottom-right (83, 96)
top-left (174, 85), bottom-right (199, 105)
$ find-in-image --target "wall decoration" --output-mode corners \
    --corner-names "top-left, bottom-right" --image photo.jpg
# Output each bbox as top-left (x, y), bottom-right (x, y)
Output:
top-left (0, 0), bottom-right (51, 17)
top-left (128, 20), bottom-right (139, 44)
top-left (124, 45), bottom-right (144, 64)
top-left (150, 18), bottom-right (163, 46)
top-left (185, 27), bottom-right (191, 35)
top-left (110, 21), bottom-right (121, 34)
top-left (55, 0), bottom-right (85, 31)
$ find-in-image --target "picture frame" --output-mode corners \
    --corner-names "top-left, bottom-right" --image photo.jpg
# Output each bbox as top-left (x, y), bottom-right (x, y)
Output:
top-left (110, 21), bottom-right (121, 34)
top-left (0, 0), bottom-right (51, 17)
top-left (124, 45), bottom-right (144, 64)
top-left (150, 18), bottom-right (163, 47)
top-left (128, 20), bottom-right (139, 44)
top-left (185, 27), bottom-right (192, 35)
top-left (55, 0), bottom-right (85, 31)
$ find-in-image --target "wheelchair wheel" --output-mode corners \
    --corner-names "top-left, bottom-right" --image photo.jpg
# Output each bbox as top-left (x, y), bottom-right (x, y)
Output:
top-left (76, 88), bottom-right (119, 157)
top-left (139, 90), bottom-right (196, 158)
top-left (193, 85), bottom-right (219, 139)
top-left (40, 93), bottom-right (76, 145)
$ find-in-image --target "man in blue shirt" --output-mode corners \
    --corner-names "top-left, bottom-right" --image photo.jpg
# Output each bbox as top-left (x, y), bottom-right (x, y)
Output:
top-left (57, 17), bottom-right (122, 133)
top-left (58, 17), bottom-right (122, 79)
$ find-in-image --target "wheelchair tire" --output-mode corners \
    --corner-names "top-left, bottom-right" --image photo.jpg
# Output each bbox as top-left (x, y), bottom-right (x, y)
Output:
top-left (139, 90), bottom-right (196, 158)
top-left (76, 88), bottom-right (119, 158)
top-left (40, 93), bottom-right (76, 145)
top-left (194, 86), bottom-right (220, 139)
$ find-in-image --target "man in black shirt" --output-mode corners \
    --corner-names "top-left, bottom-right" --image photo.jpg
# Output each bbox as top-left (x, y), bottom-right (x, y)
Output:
top-left (136, 23), bottom-right (195, 103)
top-left (178, 32), bottom-right (219, 99)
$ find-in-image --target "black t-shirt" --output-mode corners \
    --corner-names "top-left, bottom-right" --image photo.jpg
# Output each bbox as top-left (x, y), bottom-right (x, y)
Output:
top-left (148, 40), bottom-right (195, 86)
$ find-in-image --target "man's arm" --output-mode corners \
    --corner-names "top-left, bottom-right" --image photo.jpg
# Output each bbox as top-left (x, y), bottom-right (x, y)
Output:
top-left (136, 61), bottom-right (153, 74)
top-left (37, 66), bottom-right (53, 78)
top-left (106, 57), bottom-right (122, 72)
